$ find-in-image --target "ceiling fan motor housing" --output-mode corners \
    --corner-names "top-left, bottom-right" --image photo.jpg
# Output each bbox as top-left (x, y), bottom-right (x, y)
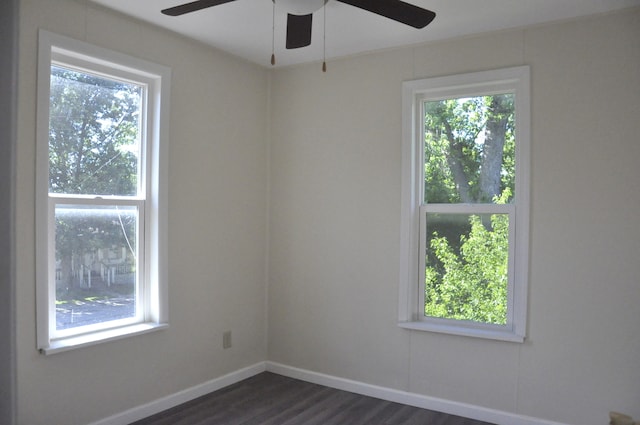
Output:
top-left (275, 0), bottom-right (328, 15)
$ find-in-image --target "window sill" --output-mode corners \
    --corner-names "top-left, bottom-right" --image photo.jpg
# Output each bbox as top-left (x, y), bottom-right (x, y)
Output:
top-left (398, 321), bottom-right (525, 343)
top-left (40, 322), bottom-right (169, 355)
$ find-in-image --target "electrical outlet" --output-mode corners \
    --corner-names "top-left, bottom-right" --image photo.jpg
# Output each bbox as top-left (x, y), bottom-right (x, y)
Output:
top-left (223, 331), bottom-right (232, 349)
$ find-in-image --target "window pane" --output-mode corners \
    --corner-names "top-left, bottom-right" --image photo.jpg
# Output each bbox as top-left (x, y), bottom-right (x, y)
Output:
top-left (425, 212), bottom-right (509, 325)
top-left (55, 204), bottom-right (138, 331)
top-left (423, 94), bottom-right (515, 204)
top-left (49, 65), bottom-right (143, 196)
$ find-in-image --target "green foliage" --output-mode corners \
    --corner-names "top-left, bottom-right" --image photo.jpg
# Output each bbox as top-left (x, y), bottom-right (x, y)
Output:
top-left (423, 127), bottom-right (457, 203)
top-left (49, 65), bottom-right (141, 289)
top-left (49, 65), bottom-right (141, 196)
top-left (425, 210), bottom-right (509, 325)
top-left (423, 94), bottom-right (516, 324)
top-left (423, 95), bottom-right (515, 204)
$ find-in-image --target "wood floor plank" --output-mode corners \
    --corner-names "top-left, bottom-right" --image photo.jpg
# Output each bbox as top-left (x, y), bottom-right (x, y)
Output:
top-left (319, 394), bottom-right (383, 425)
top-left (243, 384), bottom-right (336, 425)
top-left (131, 372), bottom-right (496, 425)
top-left (279, 388), bottom-right (361, 425)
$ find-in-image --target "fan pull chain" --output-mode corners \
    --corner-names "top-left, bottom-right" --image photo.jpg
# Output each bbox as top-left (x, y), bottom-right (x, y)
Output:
top-left (271, 0), bottom-right (276, 66)
top-left (322, 1), bottom-right (326, 72)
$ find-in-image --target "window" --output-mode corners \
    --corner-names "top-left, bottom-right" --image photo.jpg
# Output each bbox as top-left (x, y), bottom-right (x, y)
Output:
top-left (36, 31), bottom-right (171, 354)
top-left (399, 66), bottom-right (530, 342)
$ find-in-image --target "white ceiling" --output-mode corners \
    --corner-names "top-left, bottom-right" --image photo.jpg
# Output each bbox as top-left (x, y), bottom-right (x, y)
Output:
top-left (89, 0), bottom-right (640, 68)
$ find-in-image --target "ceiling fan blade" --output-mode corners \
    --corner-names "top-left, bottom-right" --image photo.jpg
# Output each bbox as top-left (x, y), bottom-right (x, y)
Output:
top-left (286, 13), bottom-right (313, 49)
top-left (162, 0), bottom-right (238, 16)
top-left (336, 0), bottom-right (435, 29)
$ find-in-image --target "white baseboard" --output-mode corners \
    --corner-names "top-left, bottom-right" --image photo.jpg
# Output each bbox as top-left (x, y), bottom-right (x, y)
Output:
top-left (265, 361), bottom-right (569, 425)
top-left (90, 362), bottom-right (267, 425)
top-left (91, 360), bottom-right (569, 425)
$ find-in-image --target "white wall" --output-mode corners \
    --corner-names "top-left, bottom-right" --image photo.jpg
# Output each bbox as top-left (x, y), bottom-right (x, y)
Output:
top-left (16, 3), bottom-right (640, 425)
top-left (268, 9), bottom-right (640, 425)
top-left (16, 1), bottom-right (269, 424)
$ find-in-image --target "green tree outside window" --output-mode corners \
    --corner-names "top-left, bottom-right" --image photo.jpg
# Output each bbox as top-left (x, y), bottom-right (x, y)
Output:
top-left (423, 95), bottom-right (515, 325)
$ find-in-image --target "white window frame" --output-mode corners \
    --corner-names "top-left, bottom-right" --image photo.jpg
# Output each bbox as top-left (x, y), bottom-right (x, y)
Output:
top-left (398, 66), bottom-right (530, 342)
top-left (36, 30), bottom-right (171, 354)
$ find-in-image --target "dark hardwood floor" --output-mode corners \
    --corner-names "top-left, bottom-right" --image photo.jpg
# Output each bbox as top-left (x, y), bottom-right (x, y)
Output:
top-left (131, 372), bottom-right (496, 425)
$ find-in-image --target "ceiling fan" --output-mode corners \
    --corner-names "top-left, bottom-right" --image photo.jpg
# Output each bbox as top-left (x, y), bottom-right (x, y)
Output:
top-left (161, 0), bottom-right (436, 50)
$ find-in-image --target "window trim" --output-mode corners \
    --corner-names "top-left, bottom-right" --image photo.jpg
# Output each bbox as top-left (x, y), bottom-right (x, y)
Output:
top-left (36, 30), bottom-right (171, 354)
top-left (398, 66), bottom-right (530, 342)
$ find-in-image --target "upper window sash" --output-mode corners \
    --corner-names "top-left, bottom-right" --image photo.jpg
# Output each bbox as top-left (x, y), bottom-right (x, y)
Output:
top-left (49, 59), bottom-right (149, 199)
